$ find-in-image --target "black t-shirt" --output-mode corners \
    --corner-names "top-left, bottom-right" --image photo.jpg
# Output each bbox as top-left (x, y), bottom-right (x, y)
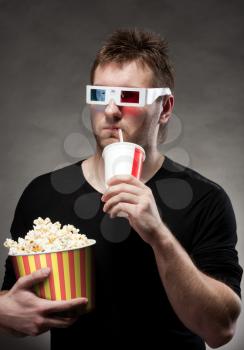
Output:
top-left (2, 156), bottom-right (243, 349)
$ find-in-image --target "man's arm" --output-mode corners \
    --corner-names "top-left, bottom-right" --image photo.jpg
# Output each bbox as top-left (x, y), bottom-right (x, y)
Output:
top-left (151, 224), bottom-right (242, 349)
top-left (102, 174), bottom-right (242, 348)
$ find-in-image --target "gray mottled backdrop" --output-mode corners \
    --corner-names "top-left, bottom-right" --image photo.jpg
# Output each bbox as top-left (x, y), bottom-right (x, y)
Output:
top-left (0, 0), bottom-right (243, 349)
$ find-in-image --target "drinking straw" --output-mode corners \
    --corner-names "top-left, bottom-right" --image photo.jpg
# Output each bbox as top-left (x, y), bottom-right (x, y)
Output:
top-left (118, 128), bottom-right (123, 142)
top-left (117, 128), bottom-right (128, 218)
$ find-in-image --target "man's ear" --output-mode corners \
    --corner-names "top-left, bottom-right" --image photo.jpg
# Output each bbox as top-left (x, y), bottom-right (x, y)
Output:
top-left (159, 95), bottom-right (174, 125)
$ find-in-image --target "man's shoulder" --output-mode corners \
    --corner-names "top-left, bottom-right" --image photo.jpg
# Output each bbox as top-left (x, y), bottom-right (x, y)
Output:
top-left (161, 156), bottom-right (229, 200)
top-left (21, 160), bottom-right (84, 198)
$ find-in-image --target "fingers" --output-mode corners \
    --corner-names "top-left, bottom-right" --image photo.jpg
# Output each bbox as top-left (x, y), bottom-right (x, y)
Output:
top-left (41, 297), bottom-right (88, 315)
top-left (34, 300), bottom-right (88, 333)
top-left (45, 315), bottom-right (79, 329)
top-left (50, 309), bottom-right (81, 318)
top-left (44, 303), bottom-right (88, 329)
top-left (110, 202), bottom-right (134, 219)
top-left (102, 182), bottom-right (142, 202)
top-left (103, 192), bottom-right (138, 213)
top-left (23, 317), bottom-right (78, 334)
top-left (13, 268), bottom-right (50, 290)
top-left (107, 174), bottom-right (145, 188)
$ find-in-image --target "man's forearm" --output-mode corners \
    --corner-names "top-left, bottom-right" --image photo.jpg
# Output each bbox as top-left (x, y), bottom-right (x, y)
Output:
top-left (151, 224), bottom-right (242, 348)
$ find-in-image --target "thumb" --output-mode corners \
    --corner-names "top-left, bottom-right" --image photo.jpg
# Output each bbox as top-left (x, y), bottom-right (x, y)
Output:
top-left (15, 268), bottom-right (50, 290)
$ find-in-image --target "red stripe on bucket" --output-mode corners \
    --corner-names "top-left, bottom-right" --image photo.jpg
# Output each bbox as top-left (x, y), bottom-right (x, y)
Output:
top-left (22, 256), bottom-right (31, 275)
top-left (131, 147), bottom-right (143, 179)
top-left (45, 254), bottom-right (56, 300)
top-left (34, 254), bottom-right (46, 298)
top-left (57, 252), bottom-right (66, 300)
top-left (11, 256), bottom-right (20, 279)
top-left (68, 251), bottom-right (76, 298)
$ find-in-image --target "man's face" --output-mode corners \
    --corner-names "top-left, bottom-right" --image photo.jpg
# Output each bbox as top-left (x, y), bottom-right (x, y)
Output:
top-left (90, 60), bottom-right (163, 152)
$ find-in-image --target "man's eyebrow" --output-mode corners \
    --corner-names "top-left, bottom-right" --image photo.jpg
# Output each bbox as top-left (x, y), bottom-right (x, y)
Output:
top-left (93, 84), bottom-right (141, 88)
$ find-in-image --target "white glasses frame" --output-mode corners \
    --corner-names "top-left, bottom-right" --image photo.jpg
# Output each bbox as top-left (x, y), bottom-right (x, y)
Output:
top-left (86, 85), bottom-right (172, 107)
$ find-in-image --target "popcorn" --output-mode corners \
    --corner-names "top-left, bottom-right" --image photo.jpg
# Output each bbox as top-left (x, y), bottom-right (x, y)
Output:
top-left (4, 217), bottom-right (93, 255)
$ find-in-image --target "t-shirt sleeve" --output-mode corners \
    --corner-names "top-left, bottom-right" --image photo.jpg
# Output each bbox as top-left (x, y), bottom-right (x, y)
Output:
top-left (1, 188), bottom-right (30, 291)
top-left (190, 187), bottom-right (243, 299)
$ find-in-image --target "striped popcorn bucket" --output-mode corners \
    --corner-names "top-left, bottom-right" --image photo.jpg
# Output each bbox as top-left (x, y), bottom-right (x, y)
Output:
top-left (10, 240), bottom-right (96, 312)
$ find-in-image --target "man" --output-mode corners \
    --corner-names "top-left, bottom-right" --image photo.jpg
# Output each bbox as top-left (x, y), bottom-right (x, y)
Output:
top-left (1, 28), bottom-right (242, 349)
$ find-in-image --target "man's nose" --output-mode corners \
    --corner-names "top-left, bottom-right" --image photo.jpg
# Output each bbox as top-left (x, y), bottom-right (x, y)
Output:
top-left (104, 99), bottom-right (122, 120)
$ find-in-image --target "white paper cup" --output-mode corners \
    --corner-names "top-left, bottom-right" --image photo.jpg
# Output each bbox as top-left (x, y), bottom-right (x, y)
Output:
top-left (102, 142), bottom-right (146, 217)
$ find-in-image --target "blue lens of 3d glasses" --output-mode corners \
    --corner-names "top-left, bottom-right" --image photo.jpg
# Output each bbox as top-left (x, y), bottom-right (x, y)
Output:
top-left (90, 89), bottom-right (106, 102)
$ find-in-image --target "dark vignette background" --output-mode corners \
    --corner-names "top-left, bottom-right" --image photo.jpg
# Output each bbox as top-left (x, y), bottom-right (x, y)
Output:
top-left (0, 0), bottom-right (243, 349)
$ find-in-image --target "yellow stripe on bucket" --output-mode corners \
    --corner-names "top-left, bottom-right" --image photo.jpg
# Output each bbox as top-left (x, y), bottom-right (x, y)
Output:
top-left (62, 251), bottom-right (71, 299)
top-left (74, 249), bottom-right (81, 298)
top-left (40, 253), bottom-right (51, 299)
top-left (16, 256), bottom-right (25, 276)
top-left (28, 255), bottom-right (36, 273)
top-left (28, 255), bottom-right (39, 295)
top-left (51, 253), bottom-right (61, 300)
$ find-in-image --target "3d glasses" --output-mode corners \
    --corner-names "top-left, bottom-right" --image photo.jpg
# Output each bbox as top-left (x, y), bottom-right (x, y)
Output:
top-left (86, 85), bottom-right (172, 107)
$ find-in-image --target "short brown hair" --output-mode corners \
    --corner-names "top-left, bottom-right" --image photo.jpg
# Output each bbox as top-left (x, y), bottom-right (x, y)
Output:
top-left (90, 28), bottom-right (174, 89)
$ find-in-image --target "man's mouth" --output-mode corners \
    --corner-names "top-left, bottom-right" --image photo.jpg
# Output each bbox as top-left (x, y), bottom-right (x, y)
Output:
top-left (103, 127), bottom-right (120, 133)
top-left (102, 127), bottom-right (122, 139)
top-left (103, 127), bottom-right (120, 130)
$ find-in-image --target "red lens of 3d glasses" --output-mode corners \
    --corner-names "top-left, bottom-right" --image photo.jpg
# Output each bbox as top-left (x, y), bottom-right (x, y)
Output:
top-left (120, 90), bottom-right (140, 103)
